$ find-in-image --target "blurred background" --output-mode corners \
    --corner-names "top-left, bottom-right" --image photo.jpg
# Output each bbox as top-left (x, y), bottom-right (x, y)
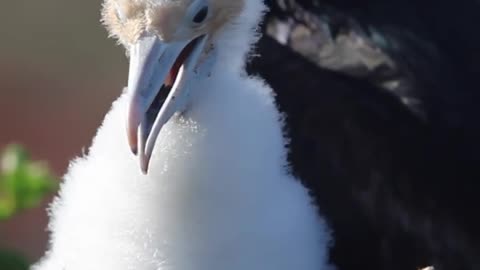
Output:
top-left (1, 0), bottom-right (479, 269)
top-left (0, 0), bottom-right (127, 263)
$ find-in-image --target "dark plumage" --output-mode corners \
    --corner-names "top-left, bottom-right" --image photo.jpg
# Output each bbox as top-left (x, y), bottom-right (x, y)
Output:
top-left (248, 1), bottom-right (480, 270)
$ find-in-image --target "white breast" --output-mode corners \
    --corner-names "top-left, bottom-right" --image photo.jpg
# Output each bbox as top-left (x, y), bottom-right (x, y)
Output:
top-left (33, 69), bottom-right (333, 270)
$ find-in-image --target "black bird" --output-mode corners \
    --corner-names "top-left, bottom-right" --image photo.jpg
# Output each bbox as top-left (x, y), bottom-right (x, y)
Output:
top-left (249, 1), bottom-right (480, 270)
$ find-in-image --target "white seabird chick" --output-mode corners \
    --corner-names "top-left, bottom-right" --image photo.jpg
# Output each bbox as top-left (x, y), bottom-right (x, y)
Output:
top-left (32, 0), bottom-right (333, 269)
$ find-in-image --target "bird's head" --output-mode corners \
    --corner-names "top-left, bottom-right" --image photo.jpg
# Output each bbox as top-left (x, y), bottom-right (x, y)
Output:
top-left (101, 0), bottom-right (264, 173)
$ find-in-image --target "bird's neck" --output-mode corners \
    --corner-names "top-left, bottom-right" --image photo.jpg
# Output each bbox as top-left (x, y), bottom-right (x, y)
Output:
top-left (205, 0), bottom-right (266, 72)
top-left (149, 70), bottom-right (285, 188)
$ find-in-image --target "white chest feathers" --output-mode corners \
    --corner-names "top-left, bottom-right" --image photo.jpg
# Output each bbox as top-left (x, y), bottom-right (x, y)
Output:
top-left (33, 72), bottom-right (333, 270)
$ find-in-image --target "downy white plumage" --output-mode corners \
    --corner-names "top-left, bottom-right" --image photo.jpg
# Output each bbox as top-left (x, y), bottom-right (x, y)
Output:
top-left (33, 0), bottom-right (333, 269)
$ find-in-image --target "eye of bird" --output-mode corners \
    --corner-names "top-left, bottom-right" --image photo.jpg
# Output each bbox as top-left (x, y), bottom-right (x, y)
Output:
top-left (193, 6), bottom-right (208, 24)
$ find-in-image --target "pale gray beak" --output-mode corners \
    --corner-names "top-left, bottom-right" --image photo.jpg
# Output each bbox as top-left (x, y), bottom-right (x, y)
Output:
top-left (126, 34), bottom-right (208, 174)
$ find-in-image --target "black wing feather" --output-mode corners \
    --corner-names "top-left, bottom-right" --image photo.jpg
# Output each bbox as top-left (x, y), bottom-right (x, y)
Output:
top-left (248, 1), bottom-right (480, 270)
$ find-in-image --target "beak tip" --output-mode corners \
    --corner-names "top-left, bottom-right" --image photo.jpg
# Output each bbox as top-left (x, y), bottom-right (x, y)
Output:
top-left (126, 110), bottom-right (141, 156)
top-left (127, 133), bottom-right (138, 155)
top-left (140, 161), bottom-right (150, 175)
top-left (139, 150), bottom-right (152, 175)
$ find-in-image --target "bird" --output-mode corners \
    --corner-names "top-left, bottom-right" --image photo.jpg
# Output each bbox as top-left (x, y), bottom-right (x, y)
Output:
top-left (261, 0), bottom-right (480, 161)
top-left (32, 0), bottom-right (333, 270)
top-left (247, 1), bottom-right (480, 270)
top-left (32, 0), bottom-right (480, 270)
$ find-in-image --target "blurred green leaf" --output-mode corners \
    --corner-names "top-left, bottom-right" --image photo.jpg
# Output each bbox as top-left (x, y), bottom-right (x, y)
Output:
top-left (0, 144), bottom-right (58, 220)
top-left (0, 250), bottom-right (29, 270)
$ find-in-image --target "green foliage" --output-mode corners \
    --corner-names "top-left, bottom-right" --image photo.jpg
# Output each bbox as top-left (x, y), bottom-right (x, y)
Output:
top-left (0, 144), bottom-right (58, 220)
top-left (0, 250), bottom-right (29, 270)
top-left (0, 144), bottom-right (58, 270)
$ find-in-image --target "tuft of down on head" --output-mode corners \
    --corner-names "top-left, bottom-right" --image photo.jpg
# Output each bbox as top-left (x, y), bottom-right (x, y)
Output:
top-left (102, 0), bottom-right (266, 70)
top-left (102, 0), bottom-right (244, 46)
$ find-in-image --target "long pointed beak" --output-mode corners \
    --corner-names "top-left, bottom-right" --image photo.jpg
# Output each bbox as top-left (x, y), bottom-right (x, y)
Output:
top-left (126, 34), bottom-right (208, 174)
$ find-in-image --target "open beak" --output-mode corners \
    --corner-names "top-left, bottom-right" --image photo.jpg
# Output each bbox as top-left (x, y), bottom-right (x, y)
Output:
top-left (126, 34), bottom-right (208, 174)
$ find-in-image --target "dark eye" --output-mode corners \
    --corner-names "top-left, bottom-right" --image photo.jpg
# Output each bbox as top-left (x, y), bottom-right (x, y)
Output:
top-left (193, 6), bottom-right (208, 23)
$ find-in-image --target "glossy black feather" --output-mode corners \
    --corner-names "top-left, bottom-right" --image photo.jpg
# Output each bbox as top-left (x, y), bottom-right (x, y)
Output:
top-left (247, 1), bottom-right (480, 270)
